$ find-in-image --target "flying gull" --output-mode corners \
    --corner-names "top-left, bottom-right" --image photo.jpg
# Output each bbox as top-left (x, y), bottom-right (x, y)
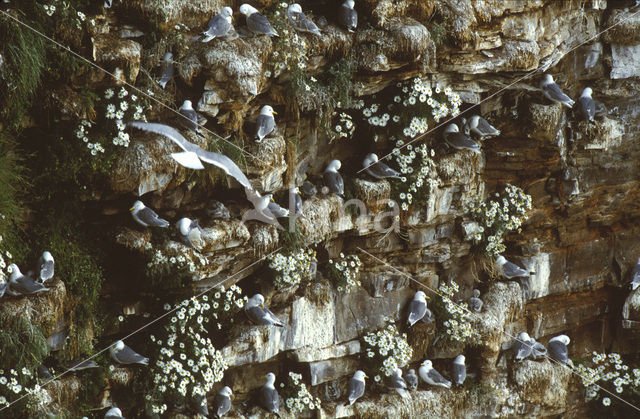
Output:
top-left (419, 360), bottom-right (451, 389)
top-left (548, 335), bottom-right (571, 365)
top-left (301, 180), bottom-right (317, 197)
top-left (577, 87), bottom-right (595, 122)
top-left (178, 100), bottom-right (207, 132)
top-left (443, 124), bottom-right (481, 153)
top-left (496, 255), bottom-right (529, 279)
top-left (242, 189), bottom-right (284, 227)
top-left (404, 369), bottom-right (418, 391)
top-left (213, 386), bottom-right (232, 417)
top-left (540, 74), bottom-right (575, 108)
top-left (7, 264), bottom-right (49, 296)
top-left (104, 407), bottom-right (124, 418)
top-left (130, 200), bottom-right (170, 228)
top-left (323, 160), bottom-right (344, 196)
top-left (287, 3), bottom-right (321, 35)
top-left (407, 291), bottom-right (434, 326)
top-left (630, 257), bottom-right (640, 290)
top-left (254, 105), bottom-right (277, 143)
top-left (338, 0), bottom-right (358, 32)
top-left (202, 7), bottom-right (234, 42)
top-left (389, 368), bottom-right (410, 398)
top-left (259, 372), bottom-right (280, 416)
top-left (466, 115), bottom-right (500, 138)
top-left (128, 122), bottom-right (252, 188)
top-left (208, 200), bottom-right (231, 220)
top-left (110, 340), bottom-right (149, 365)
top-left (452, 355), bottom-right (466, 386)
top-left (177, 217), bottom-right (205, 249)
top-left (38, 250), bottom-right (55, 282)
top-left (344, 370), bottom-right (366, 406)
top-left (363, 153), bottom-right (401, 179)
top-left (513, 332), bottom-right (534, 361)
top-left (240, 4), bottom-right (279, 37)
top-left (245, 294), bottom-right (285, 327)
top-left (468, 289), bottom-right (483, 312)
top-left (158, 52), bottom-right (174, 89)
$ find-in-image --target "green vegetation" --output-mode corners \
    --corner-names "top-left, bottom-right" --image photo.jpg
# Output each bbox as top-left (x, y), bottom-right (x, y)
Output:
top-left (0, 317), bottom-right (48, 374)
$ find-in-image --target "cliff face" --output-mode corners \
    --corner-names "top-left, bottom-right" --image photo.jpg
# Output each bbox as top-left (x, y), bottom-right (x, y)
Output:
top-left (2, 0), bottom-right (640, 417)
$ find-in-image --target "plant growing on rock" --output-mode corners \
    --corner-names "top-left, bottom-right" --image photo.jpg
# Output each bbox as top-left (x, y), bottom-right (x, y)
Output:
top-left (327, 253), bottom-right (362, 292)
top-left (434, 281), bottom-right (478, 344)
top-left (463, 184), bottom-right (532, 256)
top-left (390, 142), bottom-right (439, 212)
top-left (0, 367), bottom-right (52, 415)
top-left (145, 241), bottom-right (208, 289)
top-left (281, 371), bottom-right (321, 414)
top-left (268, 248), bottom-right (317, 289)
top-left (362, 319), bottom-right (413, 384)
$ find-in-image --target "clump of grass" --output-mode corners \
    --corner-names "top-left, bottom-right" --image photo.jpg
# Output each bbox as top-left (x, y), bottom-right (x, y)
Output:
top-left (0, 317), bottom-right (49, 374)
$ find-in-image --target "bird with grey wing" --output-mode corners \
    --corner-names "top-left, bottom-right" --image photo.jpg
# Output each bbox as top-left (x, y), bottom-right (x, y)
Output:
top-left (213, 386), bottom-right (232, 418)
top-left (259, 372), bottom-right (280, 416)
top-left (577, 87), bottom-right (596, 122)
top-left (363, 153), bottom-right (401, 179)
top-left (240, 4), bottom-right (279, 36)
top-left (547, 334), bottom-right (571, 366)
top-left (245, 294), bottom-right (285, 327)
top-left (242, 189), bottom-right (287, 228)
top-left (419, 360), bottom-right (451, 388)
top-left (254, 105), bottom-right (277, 142)
top-left (130, 200), bottom-right (170, 228)
top-left (157, 52), bottom-right (174, 89)
top-left (452, 355), bottom-right (466, 386)
top-left (287, 3), bottom-right (321, 35)
top-left (38, 250), bottom-right (55, 282)
top-left (407, 290), bottom-right (434, 326)
top-left (338, 0), bottom-right (357, 32)
top-left (290, 187), bottom-right (304, 217)
top-left (465, 115), bottom-right (501, 139)
top-left (404, 369), bottom-right (418, 391)
top-left (389, 368), bottom-right (410, 398)
top-left (178, 100), bottom-right (207, 132)
top-left (468, 289), bottom-right (483, 312)
top-left (0, 276), bottom-right (7, 298)
top-left (443, 123), bottom-right (481, 153)
top-left (176, 217), bottom-right (205, 249)
top-left (495, 255), bottom-right (529, 279)
top-left (323, 160), bottom-right (344, 196)
top-left (104, 406), bottom-right (124, 418)
top-left (201, 7), bottom-right (234, 42)
top-left (300, 180), bottom-right (317, 198)
top-left (530, 337), bottom-right (547, 360)
top-left (344, 370), bottom-right (367, 406)
top-left (110, 340), bottom-right (149, 365)
top-left (6, 264), bottom-right (49, 296)
top-left (512, 332), bottom-right (534, 361)
top-left (540, 74), bottom-right (575, 108)
top-left (630, 257), bottom-right (640, 290)
top-left (67, 359), bottom-right (99, 372)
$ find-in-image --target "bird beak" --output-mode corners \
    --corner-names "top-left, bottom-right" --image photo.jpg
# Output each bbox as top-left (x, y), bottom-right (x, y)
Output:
top-left (272, 110), bottom-right (278, 115)
top-left (129, 207), bottom-right (134, 211)
top-left (261, 303), bottom-right (265, 309)
top-left (270, 196), bottom-right (275, 202)
top-left (365, 375), bottom-right (369, 379)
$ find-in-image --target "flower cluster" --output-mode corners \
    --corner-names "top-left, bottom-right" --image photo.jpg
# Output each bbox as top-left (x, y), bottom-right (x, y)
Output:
top-left (42, 1), bottom-right (87, 29)
top-left (390, 141), bottom-right (439, 212)
top-left (268, 248), bottom-right (317, 289)
top-left (362, 320), bottom-right (413, 382)
top-left (576, 352), bottom-right (640, 408)
top-left (149, 287), bottom-right (246, 415)
top-left (145, 241), bottom-right (208, 284)
top-left (264, 2), bottom-right (310, 79)
top-left (327, 253), bottom-right (362, 292)
top-left (282, 372), bottom-right (321, 414)
top-left (0, 368), bottom-right (52, 412)
top-left (438, 281), bottom-right (477, 343)
top-left (74, 87), bottom-right (148, 156)
top-left (464, 184), bottom-right (532, 256)
top-left (330, 112), bottom-right (355, 142)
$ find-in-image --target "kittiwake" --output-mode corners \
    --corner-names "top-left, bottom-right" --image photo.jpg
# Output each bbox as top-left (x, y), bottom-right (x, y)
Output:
top-left (540, 74), bottom-right (575, 108)
top-left (404, 369), bottom-right (418, 391)
top-left (407, 290), bottom-right (434, 326)
top-left (213, 386), bottom-right (232, 417)
top-left (240, 4), bottom-right (278, 37)
top-left (67, 359), bottom-right (99, 372)
top-left (548, 334), bottom-right (571, 365)
top-left (177, 217), bottom-right (205, 249)
top-left (468, 289), bottom-right (483, 312)
top-left (577, 87), bottom-right (595, 122)
top-left (531, 338), bottom-right (547, 360)
top-left (110, 340), bottom-right (149, 365)
top-left (202, 7), bottom-right (234, 42)
top-left (245, 294), bottom-right (285, 327)
top-left (323, 160), bottom-right (344, 196)
top-left (452, 355), bottom-right (466, 386)
top-left (301, 180), bottom-right (317, 197)
top-left (254, 105), bottom-right (277, 142)
top-left (443, 124), bottom-right (481, 153)
top-left (130, 200), bottom-right (170, 228)
top-left (338, 0), bottom-right (358, 32)
top-left (513, 332), bottom-right (534, 361)
top-left (344, 370), bottom-right (366, 406)
top-left (466, 115), bottom-right (501, 138)
top-left (363, 153), bottom-right (401, 179)
top-left (104, 406), bottom-right (124, 418)
top-left (7, 264), bottom-right (49, 296)
top-left (259, 372), bottom-right (280, 415)
top-left (496, 255), bottom-right (529, 279)
top-left (158, 52), bottom-right (174, 89)
top-left (419, 360), bottom-right (451, 388)
top-left (38, 250), bottom-right (55, 282)
top-left (290, 187), bottom-right (303, 216)
top-left (178, 100), bottom-right (206, 132)
top-left (287, 3), bottom-right (321, 35)
top-left (389, 368), bottom-right (410, 398)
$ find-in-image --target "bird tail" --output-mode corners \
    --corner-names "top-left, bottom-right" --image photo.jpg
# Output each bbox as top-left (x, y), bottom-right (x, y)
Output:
top-left (398, 388), bottom-right (411, 398)
top-left (158, 79), bottom-right (168, 89)
top-left (141, 358), bottom-right (149, 365)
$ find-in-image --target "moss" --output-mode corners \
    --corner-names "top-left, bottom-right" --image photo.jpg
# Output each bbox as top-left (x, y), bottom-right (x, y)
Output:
top-left (428, 21), bottom-right (447, 48)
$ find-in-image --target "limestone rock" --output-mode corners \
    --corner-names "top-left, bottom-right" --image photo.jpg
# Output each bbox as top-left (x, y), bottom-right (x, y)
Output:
top-left (91, 35), bottom-right (141, 83)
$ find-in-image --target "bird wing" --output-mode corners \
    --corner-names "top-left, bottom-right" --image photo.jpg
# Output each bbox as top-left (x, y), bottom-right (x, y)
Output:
top-left (347, 378), bottom-right (365, 403)
top-left (338, 6), bottom-right (357, 29)
top-left (503, 261), bottom-right (529, 278)
top-left (214, 393), bottom-right (231, 417)
top-left (246, 306), bottom-right (268, 325)
top-left (179, 108), bottom-right (198, 131)
top-left (138, 207), bottom-right (169, 227)
top-left (405, 373), bottom-right (418, 389)
top-left (531, 341), bottom-right (547, 359)
top-left (579, 96), bottom-right (595, 120)
top-left (514, 340), bottom-right (533, 360)
top-left (468, 297), bottom-right (483, 312)
top-left (40, 260), bottom-right (54, 281)
top-left (368, 161), bottom-right (400, 179)
top-left (427, 368), bottom-right (450, 386)
top-left (294, 193), bottom-right (303, 215)
top-left (158, 63), bottom-right (174, 88)
top-left (256, 114), bottom-right (276, 140)
top-left (288, 11), bottom-right (320, 33)
top-left (115, 344), bottom-right (148, 364)
top-left (390, 374), bottom-right (407, 390)
top-left (407, 299), bottom-right (426, 325)
top-left (248, 13), bottom-right (277, 35)
top-left (13, 275), bottom-right (48, 294)
top-left (548, 341), bottom-right (568, 363)
top-left (445, 132), bottom-right (481, 151)
top-left (196, 149), bottom-right (252, 189)
top-left (260, 386), bottom-right (279, 413)
top-left (267, 201), bottom-right (289, 217)
top-left (477, 117), bottom-right (500, 136)
top-left (170, 151), bottom-right (206, 170)
top-left (205, 13), bottom-right (231, 38)
top-left (323, 171), bottom-right (344, 195)
top-left (128, 121), bottom-right (196, 153)
top-left (452, 363), bottom-right (466, 385)
top-left (543, 83), bottom-right (574, 104)
top-left (264, 307), bottom-right (285, 326)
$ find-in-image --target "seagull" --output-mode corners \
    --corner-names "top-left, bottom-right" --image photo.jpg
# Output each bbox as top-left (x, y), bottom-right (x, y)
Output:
top-left (242, 189), bottom-right (284, 227)
top-left (547, 335), bottom-right (571, 365)
top-left (286, 3), bottom-right (321, 35)
top-left (0, 277), bottom-right (6, 298)
top-left (452, 355), bottom-right (466, 386)
top-left (496, 255), bottom-right (530, 279)
top-left (443, 124), bottom-right (481, 153)
top-left (419, 360), bottom-right (451, 389)
top-left (290, 187), bottom-right (303, 217)
top-left (157, 52), bottom-right (174, 89)
top-left (513, 332), bottom-right (534, 361)
top-left (239, 4), bottom-right (278, 37)
top-left (323, 160), bottom-right (344, 196)
top-left (110, 340), bottom-right (149, 365)
top-left (202, 7), bottom-right (234, 42)
top-left (128, 122), bottom-right (252, 188)
top-left (468, 289), bottom-right (483, 312)
top-left (540, 74), bottom-right (575, 108)
top-left (389, 368), bottom-right (410, 398)
top-left (176, 217), bottom-right (205, 249)
top-left (577, 87), bottom-right (596, 122)
top-left (531, 338), bottom-right (548, 360)
top-left (407, 291), bottom-right (433, 326)
top-left (404, 369), bottom-right (418, 391)
top-left (254, 105), bottom-right (277, 142)
top-left (38, 365), bottom-right (54, 382)
top-left (630, 257), bottom-right (640, 290)
top-left (259, 372), bottom-right (280, 416)
top-left (344, 370), bottom-right (366, 406)
top-left (6, 264), bottom-right (49, 296)
top-left (300, 180), bottom-right (317, 197)
top-left (213, 386), bottom-right (232, 418)
top-left (104, 406), bottom-right (124, 418)
top-left (363, 153), bottom-right (401, 179)
top-left (67, 359), bottom-right (99, 372)
top-left (465, 115), bottom-right (501, 138)
top-left (338, 0), bottom-right (358, 32)
top-left (245, 294), bottom-right (285, 327)
top-left (178, 100), bottom-right (206, 132)
top-left (130, 200), bottom-right (170, 228)
top-left (38, 251), bottom-right (55, 282)
top-left (208, 200), bottom-right (231, 220)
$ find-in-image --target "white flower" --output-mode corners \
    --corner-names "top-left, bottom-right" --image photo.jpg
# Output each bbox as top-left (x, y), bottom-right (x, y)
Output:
top-left (105, 89), bottom-right (114, 99)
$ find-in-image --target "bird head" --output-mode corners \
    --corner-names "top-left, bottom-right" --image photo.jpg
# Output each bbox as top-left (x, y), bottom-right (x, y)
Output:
top-left (265, 372), bottom-right (276, 385)
top-left (221, 6), bottom-right (233, 17)
top-left (130, 200), bottom-right (144, 212)
top-left (542, 74), bottom-right (554, 84)
top-left (495, 255), bottom-right (506, 265)
top-left (354, 370), bottom-right (367, 381)
top-left (414, 290), bottom-right (427, 301)
top-left (289, 3), bottom-right (303, 13)
top-left (180, 100), bottom-right (193, 110)
top-left (444, 123), bottom-right (459, 134)
top-left (239, 4), bottom-right (258, 15)
top-left (326, 159), bottom-right (341, 172)
top-left (344, 0), bottom-right (355, 9)
top-left (394, 368), bottom-right (403, 377)
top-left (113, 340), bottom-right (125, 351)
top-left (221, 386), bottom-right (233, 397)
top-left (421, 360), bottom-right (433, 368)
top-left (581, 87), bottom-right (593, 97)
top-left (248, 293), bottom-right (265, 309)
top-left (260, 105), bottom-right (277, 116)
top-left (408, 369), bottom-right (415, 374)
top-left (42, 251), bottom-right (54, 262)
top-left (7, 263), bottom-right (21, 281)
top-left (455, 355), bottom-right (466, 364)
top-left (519, 331), bottom-right (531, 342)
top-left (162, 52), bottom-right (173, 61)
top-left (176, 217), bottom-right (192, 235)
top-left (472, 289), bottom-right (480, 298)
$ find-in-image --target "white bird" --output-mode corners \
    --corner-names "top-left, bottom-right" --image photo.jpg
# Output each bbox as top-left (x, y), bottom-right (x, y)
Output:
top-left (38, 250), bottom-right (55, 282)
top-left (259, 372), bottom-right (280, 415)
top-left (240, 4), bottom-right (278, 36)
top-left (157, 52), bottom-right (174, 89)
top-left (496, 255), bottom-right (529, 279)
top-left (389, 368), bottom-right (410, 398)
top-left (130, 200), bottom-right (170, 228)
top-left (178, 100), bottom-right (206, 132)
top-left (242, 189), bottom-right (284, 227)
top-left (513, 332), bottom-right (534, 361)
top-left (407, 290), bottom-right (433, 326)
top-left (540, 74), bottom-right (575, 108)
top-left (254, 105), bottom-right (277, 142)
top-left (468, 289), bottom-right (483, 312)
top-left (109, 340), bottom-right (149, 365)
top-left (577, 87), bottom-right (596, 122)
top-left (213, 386), bottom-right (232, 417)
top-left (287, 3), bottom-right (321, 35)
top-left (547, 335), bottom-right (571, 365)
top-left (419, 360), bottom-right (451, 389)
top-left (630, 257), bottom-right (640, 290)
top-left (67, 359), bottom-right (99, 372)
top-left (202, 7), bottom-right (234, 42)
top-left (344, 370), bottom-right (366, 406)
top-left (104, 406), bottom-right (125, 418)
top-left (404, 369), bottom-right (418, 391)
top-left (0, 277), bottom-right (7, 298)
top-left (363, 153), bottom-right (401, 179)
top-left (466, 115), bottom-right (501, 138)
top-left (338, 0), bottom-right (358, 32)
top-left (290, 187), bottom-right (303, 217)
top-left (245, 294), bottom-right (285, 327)
top-left (176, 217), bottom-right (205, 249)
top-left (531, 338), bottom-right (547, 360)
top-left (323, 160), bottom-right (344, 196)
top-left (443, 124), bottom-right (481, 153)
top-left (452, 355), bottom-right (466, 386)
top-left (7, 264), bottom-right (49, 296)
